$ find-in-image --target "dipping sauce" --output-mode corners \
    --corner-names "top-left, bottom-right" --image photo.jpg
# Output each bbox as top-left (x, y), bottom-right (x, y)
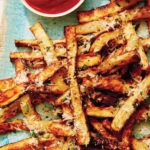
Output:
top-left (25, 0), bottom-right (80, 14)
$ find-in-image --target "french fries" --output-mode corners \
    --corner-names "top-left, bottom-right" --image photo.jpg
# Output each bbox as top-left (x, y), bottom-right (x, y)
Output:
top-left (1, 0), bottom-right (150, 149)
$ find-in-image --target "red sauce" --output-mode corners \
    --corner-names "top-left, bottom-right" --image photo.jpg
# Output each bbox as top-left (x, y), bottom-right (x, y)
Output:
top-left (25, 0), bottom-right (80, 14)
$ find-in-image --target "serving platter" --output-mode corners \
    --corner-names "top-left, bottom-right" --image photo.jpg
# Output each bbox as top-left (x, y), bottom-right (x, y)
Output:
top-left (0, 0), bottom-right (110, 147)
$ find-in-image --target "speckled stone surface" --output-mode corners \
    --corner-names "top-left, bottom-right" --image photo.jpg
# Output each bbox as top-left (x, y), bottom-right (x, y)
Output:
top-left (0, 0), bottom-right (109, 146)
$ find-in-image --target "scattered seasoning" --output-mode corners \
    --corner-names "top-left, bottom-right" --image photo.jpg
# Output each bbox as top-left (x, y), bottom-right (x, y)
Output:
top-left (82, 64), bottom-right (88, 70)
top-left (133, 99), bottom-right (139, 107)
top-left (25, 103), bottom-right (29, 114)
top-left (46, 46), bottom-right (50, 52)
top-left (38, 41), bottom-right (42, 44)
top-left (129, 86), bottom-right (134, 89)
top-left (63, 93), bottom-right (70, 102)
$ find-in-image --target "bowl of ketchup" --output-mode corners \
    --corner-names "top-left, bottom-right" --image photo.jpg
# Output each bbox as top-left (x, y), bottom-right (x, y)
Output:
top-left (21, 0), bottom-right (84, 17)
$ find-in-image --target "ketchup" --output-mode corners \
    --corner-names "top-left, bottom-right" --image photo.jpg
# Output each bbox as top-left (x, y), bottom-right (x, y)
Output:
top-left (25, 0), bottom-right (80, 14)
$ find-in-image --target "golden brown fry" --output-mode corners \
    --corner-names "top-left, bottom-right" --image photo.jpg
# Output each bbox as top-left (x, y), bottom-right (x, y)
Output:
top-left (78, 50), bottom-right (140, 77)
top-left (131, 138), bottom-right (150, 150)
top-left (112, 73), bottom-right (150, 132)
top-left (82, 76), bottom-right (136, 94)
top-left (90, 29), bottom-right (124, 53)
top-left (31, 61), bottom-right (62, 86)
top-left (28, 84), bottom-right (66, 95)
top-left (65, 26), bottom-right (90, 145)
top-left (86, 106), bottom-right (118, 118)
top-left (76, 6), bottom-right (150, 35)
top-left (90, 118), bottom-right (117, 140)
top-left (77, 53), bottom-right (101, 69)
top-left (0, 119), bottom-right (28, 134)
top-left (0, 135), bottom-right (58, 150)
top-left (55, 90), bottom-right (70, 106)
top-left (14, 59), bottom-right (27, 76)
top-left (77, 0), bottom-right (141, 23)
top-left (0, 83), bottom-right (27, 107)
top-left (30, 22), bottom-right (56, 58)
top-left (0, 95), bottom-right (43, 123)
top-left (0, 78), bottom-right (16, 92)
top-left (14, 39), bottom-right (39, 49)
top-left (20, 94), bottom-right (41, 121)
top-left (10, 51), bottom-right (44, 62)
top-left (123, 22), bottom-right (149, 70)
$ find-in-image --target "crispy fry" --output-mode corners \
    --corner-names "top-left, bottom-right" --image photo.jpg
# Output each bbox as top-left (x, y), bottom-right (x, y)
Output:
top-left (82, 76), bottom-right (136, 94)
top-left (90, 28), bottom-right (124, 53)
top-left (28, 84), bottom-right (66, 95)
top-left (0, 83), bottom-right (27, 107)
top-left (112, 73), bottom-right (150, 132)
top-left (0, 119), bottom-right (28, 134)
top-left (14, 59), bottom-right (27, 76)
top-left (31, 61), bottom-right (62, 86)
top-left (78, 50), bottom-right (140, 77)
top-left (76, 6), bottom-right (150, 35)
top-left (0, 135), bottom-right (58, 150)
top-left (10, 51), bottom-right (44, 62)
top-left (90, 118), bottom-right (117, 140)
top-left (14, 39), bottom-right (39, 49)
top-left (0, 95), bottom-right (43, 123)
top-left (77, 0), bottom-right (141, 23)
top-left (0, 78), bottom-right (16, 92)
top-left (131, 138), bottom-right (150, 150)
top-left (77, 53), bottom-right (101, 69)
top-left (30, 22), bottom-right (56, 58)
top-left (20, 94), bottom-right (41, 121)
top-left (65, 26), bottom-right (90, 145)
top-left (123, 22), bottom-right (149, 70)
top-left (86, 106), bottom-right (118, 118)
top-left (55, 90), bottom-right (70, 106)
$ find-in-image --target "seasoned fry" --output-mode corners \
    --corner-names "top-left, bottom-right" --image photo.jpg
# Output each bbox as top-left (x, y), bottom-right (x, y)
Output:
top-left (77, 0), bottom-right (141, 23)
top-left (0, 83), bottom-right (27, 107)
top-left (0, 135), bottom-right (58, 150)
top-left (31, 61), bottom-right (62, 86)
top-left (77, 53), bottom-right (101, 69)
top-left (111, 73), bottom-right (150, 131)
top-left (65, 26), bottom-right (90, 145)
top-left (30, 22), bottom-right (56, 58)
top-left (76, 6), bottom-right (150, 35)
top-left (90, 29), bottom-right (124, 53)
top-left (132, 138), bottom-right (150, 150)
top-left (20, 94), bottom-right (41, 121)
top-left (14, 59), bottom-right (27, 76)
top-left (0, 119), bottom-right (28, 134)
top-left (82, 76), bottom-right (136, 94)
top-left (78, 50), bottom-right (140, 77)
top-left (0, 78), bottom-right (16, 92)
top-left (90, 118), bottom-right (117, 140)
top-left (28, 84), bottom-right (67, 95)
top-left (14, 39), bottom-right (39, 49)
top-left (86, 106), bottom-right (118, 118)
top-left (55, 90), bottom-right (70, 106)
top-left (10, 51), bottom-right (44, 62)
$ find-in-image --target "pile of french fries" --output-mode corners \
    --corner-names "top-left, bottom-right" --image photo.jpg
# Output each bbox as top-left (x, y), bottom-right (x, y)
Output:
top-left (1, 0), bottom-right (150, 149)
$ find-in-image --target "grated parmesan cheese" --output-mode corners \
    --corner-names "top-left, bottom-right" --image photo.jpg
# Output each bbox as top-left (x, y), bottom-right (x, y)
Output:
top-left (14, 70), bottom-right (29, 84)
top-left (44, 52), bottom-right (57, 66)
